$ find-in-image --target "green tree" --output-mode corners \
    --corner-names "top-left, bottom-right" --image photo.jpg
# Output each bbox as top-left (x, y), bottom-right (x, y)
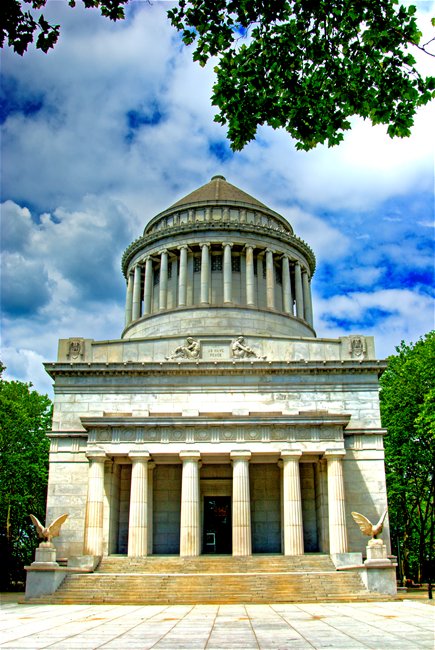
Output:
top-left (1, 1), bottom-right (434, 151)
top-left (380, 332), bottom-right (435, 586)
top-left (0, 364), bottom-right (52, 591)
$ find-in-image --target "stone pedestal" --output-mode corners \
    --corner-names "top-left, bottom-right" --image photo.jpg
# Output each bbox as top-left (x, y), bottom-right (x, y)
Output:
top-left (365, 538), bottom-right (388, 563)
top-left (25, 544), bottom-right (65, 600)
top-left (361, 538), bottom-right (397, 596)
top-left (33, 546), bottom-right (58, 566)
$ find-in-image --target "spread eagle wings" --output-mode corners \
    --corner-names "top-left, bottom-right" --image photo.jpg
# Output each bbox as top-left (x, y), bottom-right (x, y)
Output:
top-left (30, 513), bottom-right (69, 539)
top-left (351, 512), bottom-right (373, 536)
top-left (29, 514), bottom-right (45, 538)
top-left (351, 508), bottom-right (388, 538)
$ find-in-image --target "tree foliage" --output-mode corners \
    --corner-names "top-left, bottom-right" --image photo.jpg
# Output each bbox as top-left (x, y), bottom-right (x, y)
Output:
top-left (380, 332), bottom-right (435, 585)
top-left (0, 364), bottom-right (52, 590)
top-left (1, 1), bottom-right (434, 151)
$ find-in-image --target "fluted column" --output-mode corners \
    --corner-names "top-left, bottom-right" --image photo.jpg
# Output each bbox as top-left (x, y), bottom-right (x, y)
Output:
top-left (294, 261), bottom-right (304, 319)
top-left (325, 451), bottom-right (348, 554)
top-left (223, 242), bottom-right (233, 304)
top-left (281, 451), bottom-right (304, 555)
top-left (132, 264), bottom-right (142, 321)
top-left (143, 257), bottom-right (153, 315)
top-left (178, 245), bottom-right (188, 307)
top-left (282, 256), bottom-right (292, 315)
top-left (159, 250), bottom-right (168, 311)
top-left (245, 245), bottom-right (255, 306)
top-left (128, 451), bottom-right (150, 557)
top-left (231, 451), bottom-right (252, 556)
top-left (147, 462), bottom-right (155, 554)
top-left (315, 459), bottom-right (329, 553)
top-left (265, 249), bottom-right (275, 310)
top-left (83, 449), bottom-right (107, 556)
top-left (124, 272), bottom-right (134, 327)
top-left (302, 269), bottom-right (313, 326)
top-left (179, 451), bottom-right (201, 556)
top-left (200, 243), bottom-right (210, 305)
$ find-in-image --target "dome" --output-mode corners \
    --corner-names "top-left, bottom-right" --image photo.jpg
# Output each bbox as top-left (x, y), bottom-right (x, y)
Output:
top-left (169, 175), bottom-right (268, 211)
top-left (121, 177), bottom-right (316, 341)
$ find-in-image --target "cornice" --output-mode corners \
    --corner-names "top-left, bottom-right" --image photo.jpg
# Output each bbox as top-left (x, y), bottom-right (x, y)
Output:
top-left (80, 412), bottom-right (352, 429)
top-left (44, 359), bottom-right (387, 380)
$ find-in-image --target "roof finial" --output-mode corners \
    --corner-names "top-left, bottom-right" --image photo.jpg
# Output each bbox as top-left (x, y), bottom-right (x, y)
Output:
top-left (211, 174), bottom-right (226, 181)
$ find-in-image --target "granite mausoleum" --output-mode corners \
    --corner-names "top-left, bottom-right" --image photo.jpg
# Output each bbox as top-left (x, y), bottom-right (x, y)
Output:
top-left (30, 176), bottom-right (396, 601)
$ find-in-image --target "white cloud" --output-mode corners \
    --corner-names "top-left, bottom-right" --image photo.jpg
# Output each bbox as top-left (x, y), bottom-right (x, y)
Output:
top-left (1, 1), bottom-right (434, 394)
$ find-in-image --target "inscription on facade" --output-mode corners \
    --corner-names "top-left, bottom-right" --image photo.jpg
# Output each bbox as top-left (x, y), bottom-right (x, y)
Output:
top-left (202, 342), bottom-right (230, 361)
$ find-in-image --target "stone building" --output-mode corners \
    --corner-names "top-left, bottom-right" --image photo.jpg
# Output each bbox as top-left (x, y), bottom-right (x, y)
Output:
top-left (44, 175), bottom-right (391, 569)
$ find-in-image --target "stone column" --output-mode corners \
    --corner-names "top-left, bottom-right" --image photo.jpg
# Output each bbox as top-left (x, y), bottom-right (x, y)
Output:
top-left (200, 243), bottom-right (210, 305)
top-left (302, 269), bottom-right (313, 326)
top-left (159, 250), bottom-right (168, 311)
top-left (245, 245), bottom-right (255, 307)
top-left (83, 449), bottom-right (107, 556)
top-left (143, 257), bottom-right (153, 315)
top-left (223, 242), bottom-right (233, 304)
top-left (178, 245), bottom-right (188, 307)
top-left (179, 451), bottom-right (201, 556)
top-left (231, 451), bottom-right (252, 556)
top-left (124, 272), bottom-right (134, 327)
top-left (325, 451), bottom-right (348, 554)
top-left (147, 462), bottom-right (155, 555)
top-left (127, 451), bottom-right (150, 557)
top-left (315, 459), bottom-right (329, 553)
top-left (294, 261), bottom-right (304, 319)
top-left (265, 249), bottom-right (275, 310)
top-left (132, 264), bottom-right (142, 321)
top-left (282, 256), bottom-right (292, 315)
top-left (281, 451), bottom-right (304, 555)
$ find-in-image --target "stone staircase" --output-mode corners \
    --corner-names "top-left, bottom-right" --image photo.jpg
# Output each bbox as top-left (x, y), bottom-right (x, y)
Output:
top-left (28, 555), bottom-right (377, 604)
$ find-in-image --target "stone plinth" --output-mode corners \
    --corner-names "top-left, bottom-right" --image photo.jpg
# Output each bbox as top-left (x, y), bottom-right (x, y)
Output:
top-left (33, 546), bottom-right (58, 566)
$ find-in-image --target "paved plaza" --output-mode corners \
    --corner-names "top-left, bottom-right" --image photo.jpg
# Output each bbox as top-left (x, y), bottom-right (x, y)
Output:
top-left (0, 599), bottom-right (433, 649)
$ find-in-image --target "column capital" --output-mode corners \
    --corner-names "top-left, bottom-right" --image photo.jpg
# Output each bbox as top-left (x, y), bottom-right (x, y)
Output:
top-left (128, 450), bottom-right (151, 462)
top-left (265, 248), bottom-right (274, 255)
top-left (222, 242), bottom-right (233, 248)
top-left (230, 450), bottom-right (251, 461)
top-left (281, 450), bottom-right (302, 461)
top-left (179, 450), bottom-right (201, 461)
top-left (200, 242), bottom-right (211, 249)
top-left (86, 448), bottom-right (107, 462)
top-left (158, 248), bottom-right (168, 256)
top-left (324, 449), bottom-right (346, 460)
top-left (178, 244), bottom-right (189, 251)
top-left (244, 244), bottom-right (255, 251)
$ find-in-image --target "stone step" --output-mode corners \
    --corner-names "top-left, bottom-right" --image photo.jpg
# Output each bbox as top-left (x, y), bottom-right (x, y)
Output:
top-left (97, 554), bottom-right (337, 574)
top-left (31, 564), bottom-right (372, 605)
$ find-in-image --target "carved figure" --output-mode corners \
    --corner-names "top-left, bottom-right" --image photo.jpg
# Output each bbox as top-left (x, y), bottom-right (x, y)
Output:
top-left (231, 336), bottom-right (266, 360)
top-left (349, 335), bottom-right (366, 359)
top-left (29, 513), bottom-right (69, 547)
top-left (67, 339), bottom-right (84, 360)
top-left (166, 337), bottom-right (200, 360)
top-left (351, 508), bottom-right (388, 539)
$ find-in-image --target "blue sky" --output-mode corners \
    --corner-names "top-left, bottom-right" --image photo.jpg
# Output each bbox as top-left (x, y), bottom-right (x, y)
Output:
top-left (1, 1), bottom-right (434, 396)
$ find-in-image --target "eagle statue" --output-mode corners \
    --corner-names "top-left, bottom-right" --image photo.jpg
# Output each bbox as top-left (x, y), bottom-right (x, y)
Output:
top-left (351, 508), bottom-right (388, 539)
top-left (29, 513), bottom-right (69, 545)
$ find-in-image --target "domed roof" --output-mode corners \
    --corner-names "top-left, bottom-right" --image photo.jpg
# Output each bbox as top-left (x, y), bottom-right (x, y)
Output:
top-left (169, 175), bottom-right (268, 211)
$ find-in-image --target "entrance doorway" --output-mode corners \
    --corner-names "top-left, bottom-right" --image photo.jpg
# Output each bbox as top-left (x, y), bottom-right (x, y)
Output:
top-left (203, 497), bottom-right (232, 554)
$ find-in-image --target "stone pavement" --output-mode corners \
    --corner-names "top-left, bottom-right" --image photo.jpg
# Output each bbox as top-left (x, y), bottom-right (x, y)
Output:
top-left (0, 600), bottom-right (433, 649)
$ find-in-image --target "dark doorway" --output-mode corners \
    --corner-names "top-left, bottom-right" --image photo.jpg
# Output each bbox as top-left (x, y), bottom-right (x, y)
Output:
top-left (203, 497), bottom-right (232, 554)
